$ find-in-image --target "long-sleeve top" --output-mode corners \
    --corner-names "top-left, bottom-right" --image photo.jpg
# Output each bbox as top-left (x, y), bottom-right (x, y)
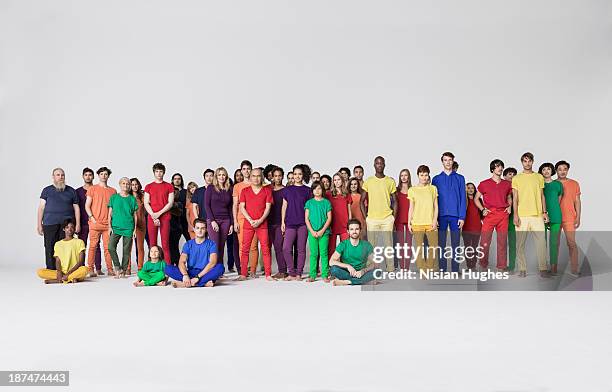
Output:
top-left (431, 171), bottom-right (466, 219)
top-left (204, 185), bottom-right (233, 222)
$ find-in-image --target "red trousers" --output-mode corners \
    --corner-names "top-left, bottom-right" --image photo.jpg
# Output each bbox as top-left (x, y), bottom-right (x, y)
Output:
top-left (328, 232), bottom-right (349, 259)
top-left (479, 209), bottom-right (509, 269)
top-left (147, 214), bottom-right (171, 265)
top-left (241, 225), bottom-right (271, 277)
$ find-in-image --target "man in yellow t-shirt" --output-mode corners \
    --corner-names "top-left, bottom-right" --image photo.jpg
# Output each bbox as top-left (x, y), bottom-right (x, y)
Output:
top-left (511, 152), bottom-right (549, 278)
top-left (407, 165), bottom-right (439, 272)
top-left (37, 219), bottom-right (89, 283)
top-left (361, 156), bottom-right (397, 272)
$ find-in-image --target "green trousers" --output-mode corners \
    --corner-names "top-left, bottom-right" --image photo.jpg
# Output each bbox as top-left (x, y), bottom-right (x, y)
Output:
top-left (546, 223), bottom-right (562, 265)
top-left (330, 266), bottom-right (374, 285)
top-left (137, 270), bottom-right (166, 286)
top-left (109, 232), bottom-right (133, 271)
top-left (308, 232), bottom-right (329, 279)
top-left (507, 223), bottom-right (516, 271)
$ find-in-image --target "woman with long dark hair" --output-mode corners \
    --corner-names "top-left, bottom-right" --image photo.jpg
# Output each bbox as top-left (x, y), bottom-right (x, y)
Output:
top-left (395, 169), bottom-right (412, 270)
top-left (348, 177), bottom-right (366, 238)
top-left (129, 177), bottom-right (146, 272)
top-left (185, 181), bottom-right (198, 239)
top-left (268, 166), bottom-right (287, 279)
top-left (281, 164), bottom-right (312, 280)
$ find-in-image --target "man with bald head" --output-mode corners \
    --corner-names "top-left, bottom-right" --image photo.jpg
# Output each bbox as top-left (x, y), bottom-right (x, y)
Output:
top-left (37, 168), bottom-right (81, 270)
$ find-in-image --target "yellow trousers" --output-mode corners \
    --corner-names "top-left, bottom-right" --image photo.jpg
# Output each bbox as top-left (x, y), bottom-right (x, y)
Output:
top-left (37, 266), bottom-right (89, 283)
top-left (515, 216), bottom-right (547, 272)
top-left (412, 225), bottom-right (439, 272)
top-left (366, 214), bottom-right (395, 272)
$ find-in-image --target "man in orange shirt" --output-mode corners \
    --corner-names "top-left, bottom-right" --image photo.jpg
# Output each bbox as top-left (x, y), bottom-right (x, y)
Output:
top-left (555, 160), bottom-right (582, 276)
top-left (232, 160), bottom-right (258, 274)
top-left (85, 167), bottom-right (117, 276)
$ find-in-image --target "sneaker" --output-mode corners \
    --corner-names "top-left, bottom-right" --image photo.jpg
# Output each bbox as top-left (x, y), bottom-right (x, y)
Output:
top-left (539, 270), bottom-right (552, 279)
top-left (567, 270), bottom-right (582, 278)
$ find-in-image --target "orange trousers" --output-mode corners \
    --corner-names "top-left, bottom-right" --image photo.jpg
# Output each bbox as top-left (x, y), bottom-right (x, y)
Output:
top-left (88, 228), bottom-right (114, 272)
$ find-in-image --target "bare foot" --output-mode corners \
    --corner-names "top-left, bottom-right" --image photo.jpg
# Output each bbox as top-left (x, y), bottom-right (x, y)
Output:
top-left (305, 277), bottom-right (315, 282)
top-left (114, 271), bottom-right (121, 279)
top-left (204, 281), bottom-right (214, 287)
top-left (265, 276), bottom-right (276, 281)
top-left (332, 279), bottom-right (350, 286)
top-left (234, 275), bottom-right (247, 281)
top-left (323, 277), bottom-right (331, 283)
top-left (156, 279), bottom-right (167, 286)
top-left (172, 281), bottom-right (186, 288)
top-left (87, 271), bottom-right (97, 278)
top-left (294, 275), bottom-right (303, 281)
top-left (133, 280), bottom-right (144, 287)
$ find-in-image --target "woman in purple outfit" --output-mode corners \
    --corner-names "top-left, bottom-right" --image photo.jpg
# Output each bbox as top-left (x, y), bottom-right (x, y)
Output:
top-left (205, 167), bottom-right (234, 270)
top-left (281, 164), bottom-right (312, 280)
top-left (268, 166), bottom-right (287, 279)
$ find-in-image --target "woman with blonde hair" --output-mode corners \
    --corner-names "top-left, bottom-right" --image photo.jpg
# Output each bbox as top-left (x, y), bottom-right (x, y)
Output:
top-left (185, 181), bottom-right (198, 239)
top-left (205, 167), bottom-right (234, 270)
top-left (326, 172), bottom-right (352, 258)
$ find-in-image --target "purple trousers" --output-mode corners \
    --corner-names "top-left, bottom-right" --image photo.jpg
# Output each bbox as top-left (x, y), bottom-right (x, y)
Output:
top-left (79, 224), bottom-right (101, 270)
top-left (268, 224), bottom-right (286, 273)
top-left (282, 225), bottom-right (307, 276)
top-left (207, 218), bottom-right (231, 267)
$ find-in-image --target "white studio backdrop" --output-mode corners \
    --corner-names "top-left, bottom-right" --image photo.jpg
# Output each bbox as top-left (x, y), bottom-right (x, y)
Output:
top-left (0, 0), bottom-right (610, 266)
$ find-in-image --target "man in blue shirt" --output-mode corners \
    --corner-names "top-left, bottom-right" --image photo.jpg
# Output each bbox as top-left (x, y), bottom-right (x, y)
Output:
top-left (37, 168), bottom-right (81, 269)
top-left (165, 218), bottom-right (225, 287)
top-left (431, 152), bottom-right (466, 272)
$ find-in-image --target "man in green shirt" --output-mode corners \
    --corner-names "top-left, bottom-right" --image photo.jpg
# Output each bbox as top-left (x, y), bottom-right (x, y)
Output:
top-left (108, 177), bottom-right (138, 278)
top-left (329, 219), bottom-right (377, 285)
top-left (539, 163), bottom-right (563, 274)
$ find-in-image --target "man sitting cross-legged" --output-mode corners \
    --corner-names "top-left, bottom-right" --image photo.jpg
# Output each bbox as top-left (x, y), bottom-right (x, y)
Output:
top-left (165, 218), bottom-right (225, 288)
top-left (329, 219), bottom-right (377, 286)
top-left (37, 218), bottom-right (89, 284)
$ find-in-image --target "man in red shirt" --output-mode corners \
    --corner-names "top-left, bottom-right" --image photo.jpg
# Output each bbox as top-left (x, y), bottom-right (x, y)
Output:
top-left (474, 159), bottom-right (513, 271)
top-left (144, 163), bottom-right (175, 264)
top-left (237, 168), bottom-right (274, 280)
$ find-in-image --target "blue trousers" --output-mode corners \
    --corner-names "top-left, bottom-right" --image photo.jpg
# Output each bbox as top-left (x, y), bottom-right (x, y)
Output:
top-left (438, 215), bottom-right (461, 272)
top-left (164, 264), bottom-right (225, 287)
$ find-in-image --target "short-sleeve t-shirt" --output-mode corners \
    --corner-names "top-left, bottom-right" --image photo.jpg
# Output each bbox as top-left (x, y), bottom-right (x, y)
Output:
top-left (268, 188), bottom-right (285, 226)
top-left (362, 176), bottom-right (396, 220)
top-left (559, 179), bottom-right (581, 223)
top-left (191, 186), bottom-right (207, 219)
top-left (232, 182), bottom-right (251, 221)
top-left (141, 259), bottom-right (166, 273)
top-left (76, 186), bottom-right (90, 227)
top-left (40, 185), bottom-right (78, 226)
top-left (512, 172), bottom-right (545, 217)
top-left (239, 186), bottom-right (273, 229)
top-left (543, 180), bottom-right (563, 224)
top-left (477, 178), bottom-right (512, 210)
top-left (181, 238), bottom-right (218, 270)
top-left (87, 184), bottom-right (117, 230)
top-left (407, 185), bottom-right (438, 226)
top-left (108, 193), bottom-right (138, 236)
top-left (282, 185), bottom-right (312, 227)
top-left (144, 181), bottom-right (174, 213)
top-left (305, 197), bottom-right (332, 233)
top-left (54, 238), bottom-right (86, 274)
top-left (335, 239), bottom-right (374, 271)
top-left (326, 191), bottom-right (353, 234)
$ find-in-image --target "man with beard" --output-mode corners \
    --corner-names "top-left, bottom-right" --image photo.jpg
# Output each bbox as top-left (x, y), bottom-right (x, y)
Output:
top-left (37, 168), bottom-right (80, 270)
top-left (76, 167), bottom-right (103, 275)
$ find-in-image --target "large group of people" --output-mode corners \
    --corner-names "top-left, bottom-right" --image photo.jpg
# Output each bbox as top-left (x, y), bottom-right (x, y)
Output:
top-left (36, 152), bottom-right (582, 287)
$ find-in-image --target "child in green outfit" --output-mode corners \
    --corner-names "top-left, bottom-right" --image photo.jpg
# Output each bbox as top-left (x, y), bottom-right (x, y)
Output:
top-left (304, 181), bottom-right (332, 282)
top-left (133, 246), bottom-right (167, 286)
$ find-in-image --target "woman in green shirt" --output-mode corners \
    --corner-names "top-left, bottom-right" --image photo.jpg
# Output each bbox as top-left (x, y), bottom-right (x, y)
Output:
top-left (133, 246), bottom-right (167, 286)
top-left (539, 163), bottom-right (563, 275)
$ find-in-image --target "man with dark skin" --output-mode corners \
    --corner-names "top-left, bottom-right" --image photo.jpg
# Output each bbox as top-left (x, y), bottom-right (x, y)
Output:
top-left (360, 156), bottom-right (397, 272)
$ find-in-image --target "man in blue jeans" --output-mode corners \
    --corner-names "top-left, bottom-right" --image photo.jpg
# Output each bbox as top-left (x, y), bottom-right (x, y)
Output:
top-left (432, 152), bottom-right (466, 272)
top-left (165, 218), bottom-right (225, 287)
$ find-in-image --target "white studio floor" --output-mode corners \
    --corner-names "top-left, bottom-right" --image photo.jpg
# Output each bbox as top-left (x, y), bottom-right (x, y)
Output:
top-left (2, 265), bottom-right (612, 392)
